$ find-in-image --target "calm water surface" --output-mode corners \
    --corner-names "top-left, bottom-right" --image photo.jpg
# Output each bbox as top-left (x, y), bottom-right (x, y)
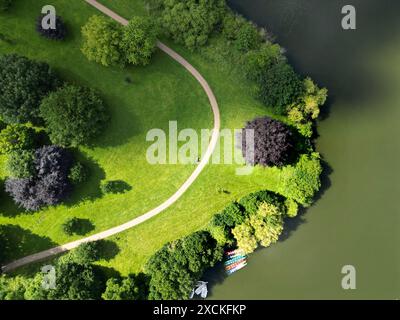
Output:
top-left (208, 0), bottom-right (400, 299)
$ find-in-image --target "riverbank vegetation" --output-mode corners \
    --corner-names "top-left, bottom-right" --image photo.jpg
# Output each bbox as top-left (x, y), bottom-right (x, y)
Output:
top-left (0, 0), bottom-right (326, 300)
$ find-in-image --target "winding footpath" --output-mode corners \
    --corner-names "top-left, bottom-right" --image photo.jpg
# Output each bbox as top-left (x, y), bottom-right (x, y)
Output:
top-left (1, 0), bottom-right (220, 273)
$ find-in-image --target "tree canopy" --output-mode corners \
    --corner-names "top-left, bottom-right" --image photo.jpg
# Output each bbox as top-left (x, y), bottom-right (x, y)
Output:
top-left (242, 117), bottom-right (295, 167)
top-left (0, 54), bottom-right (60, 124)
top-left (122, 17), bottom-right (158, 66)
top-left (40, 84), bottom-right (108, 147)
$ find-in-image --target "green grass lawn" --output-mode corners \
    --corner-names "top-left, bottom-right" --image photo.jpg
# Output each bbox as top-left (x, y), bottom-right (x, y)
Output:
top-left (1, 0), bottom-right (289, 275)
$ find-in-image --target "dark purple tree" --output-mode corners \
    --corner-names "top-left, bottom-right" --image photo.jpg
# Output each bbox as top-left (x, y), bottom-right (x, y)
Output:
top-left (5, 146), bottom-right (72, 211)
top-left (242, 117), bottom-right (295, 167)
top-left (36, 15), bottom-right (67, 40)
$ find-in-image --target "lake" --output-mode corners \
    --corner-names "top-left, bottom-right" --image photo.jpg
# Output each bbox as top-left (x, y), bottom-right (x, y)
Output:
top-left (208, 0), bottom-right (400, 299)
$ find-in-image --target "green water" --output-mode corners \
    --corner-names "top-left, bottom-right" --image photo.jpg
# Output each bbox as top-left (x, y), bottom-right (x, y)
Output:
top-left (209, 0), bottom-right (400, 299)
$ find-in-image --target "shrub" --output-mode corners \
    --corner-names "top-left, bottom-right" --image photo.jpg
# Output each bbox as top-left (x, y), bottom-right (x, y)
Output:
top-left (81, 15), bottom-right (125, 67)
top-left (242, 117), bottom-right (295, 167)
top-left (62, 217), bottom-right (94, 236)
top-left (156, 0), bottom-right (226, 50)
top-left (68, 162), bottom-right (88, 185)
top-left (0, 124), bottom-right (36, 154)
top-left (6, 149), bottom-right (35, 178)
top-left (146, 231), bottom-right (223, 300)
top-left (100, 180), bottom-right (131, 195)
top-left (36, 14), bottom-right (67, 40)
top-left (257, 61), bottom-right (304, 114)
top-left (0, 54), bottom-right (60, 124)
top-left (34, 145), bottom-right (72, 177)
top-left (102, 273), bottom-right (149, 300)
top-left (40, 85), bottom-right (108, 147)
top-left (211, 202), bottom-right (245, 228)
top-left (239, 190), bottom-right (283, 215)
top-left (122, 17), bottom-right (158, 66)
top-left (280, 152), bottom-right (322, 205)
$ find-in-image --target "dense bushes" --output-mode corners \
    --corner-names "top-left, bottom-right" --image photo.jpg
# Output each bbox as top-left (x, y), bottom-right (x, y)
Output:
top-left (68, 162), bottom-right (88, 185)
top-left (40, 85), bottom-right (108, 147)
top-left (242, 117), bottom-right (295, 167)
top-left (81, 15), bottom-right (158, 67)
top-left (0, 54), bottom-right (60, 124)
top-left (154, 0), bottom-right (226, 50)
top-left (222, 13), bottom-right (262, 52)
top-left (5, 146), bottom-right (72, 211)
top-left (70, 242), bottom-right (100, 264)
top-left (0, 124), bottom-right (36, 154)
top-left (257, 61), bottom-right (304, 114)
top-left (145, 231), bottom-right (223, 300)
top-left (102, 274), bottom-right (149, 300)
top-left (36, 15), bottom-right (67, 40)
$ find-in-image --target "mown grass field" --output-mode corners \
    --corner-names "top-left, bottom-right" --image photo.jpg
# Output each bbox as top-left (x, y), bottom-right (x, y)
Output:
top-left (1, 0), bottom-right (288, 275)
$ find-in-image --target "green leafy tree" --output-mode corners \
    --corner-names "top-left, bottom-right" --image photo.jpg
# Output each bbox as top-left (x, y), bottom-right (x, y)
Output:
top-left (0, 276), bottom-right (27, 300)
top-left (257, 61), bottom-right (304, 114)
top-left (0, 124), bottom-right (35, 154)
top-left (284, 198), bottom-right (299, 218)
top-left (243, 42), bottom-right (282, 80)
top-left (122, 16), bottom-right (158, 66)
top-left (280, 152), bottom-right (322, 205)
top-left (0, 54), bottom-right (60, 124)
top-left (102, 274), bottom-right (149, 300)
top-left (70, 242), bottom-right (101, 264)
top-left (146, 231), bottom-right (222, 300)
top-left (6, 149), bottom-right (35, 178)
top-left (232, 222), bottom-right (257, 254)
top-left (40, 85), bottom-right (108, 147)
top-left (157, 0), bottom-right (226, 50)
top-left (81, 15), bottom-right (125, 67)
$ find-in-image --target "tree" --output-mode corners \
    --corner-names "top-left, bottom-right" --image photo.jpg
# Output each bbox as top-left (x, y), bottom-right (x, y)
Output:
top-left (231, 222), bottom-right (257, 254)
top-left (242, 117), bottom-right (295, 167)
top-left (6, 149), bottom-right (35, 178)
top-left (36, 15), bottom-right (67, 40)
top-left (122, 17), bottom-right (158, 66)
top-left (284, 198), bottom-right (299, 218)
top-left (0, 124), bottom-right (35, 154)
top-left (222, 13), bottom-right (262, 52)
top-left (81, 15), bottom-right (125, 67)
top-left (251, 203), bottom-right (284, 248)
top-left (156, 0), bottom-right (226, 50)
top-left (40, 85), bottom-right (108, 147)
top-left (257, 61), bottom-right (304, 114)
top-left (146, 231), bottom-right (223, 300)
top-left (102, 274), bottom-right (149, 300)
top-left (280, 152), bottom-right (322, 205)
top-left (0, 54), bottom-right (60, 124)
top-left (5, 146), bottom-right (72, 211)
top-left (0, 276), bottom-right (27, 300)
top-left (47, 261), bottom-right (103, 300)
top-left (243, 42), bottom-right (282, 81)
top-left (70, 242), bottom-right (101, 264)
top-left (232, 202), bottom-right (284, 253)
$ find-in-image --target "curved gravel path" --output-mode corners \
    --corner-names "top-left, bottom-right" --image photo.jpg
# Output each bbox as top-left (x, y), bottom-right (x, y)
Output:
top-left (1, 0), bottom-right (220, 273)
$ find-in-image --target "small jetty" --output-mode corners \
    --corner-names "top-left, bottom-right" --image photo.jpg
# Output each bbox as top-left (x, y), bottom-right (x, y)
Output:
top-left (224, 249), bottom-right (247, 275)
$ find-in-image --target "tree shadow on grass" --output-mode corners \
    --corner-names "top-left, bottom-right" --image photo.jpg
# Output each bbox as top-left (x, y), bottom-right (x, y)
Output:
top-left (0, 224), bottom-right (57, 265)
top-left (65, 150), bottom-right (106, 207)
top-left (66, 218), bottom-right (95, 236)
top-left (97, 239), bottom-right (120, 262)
